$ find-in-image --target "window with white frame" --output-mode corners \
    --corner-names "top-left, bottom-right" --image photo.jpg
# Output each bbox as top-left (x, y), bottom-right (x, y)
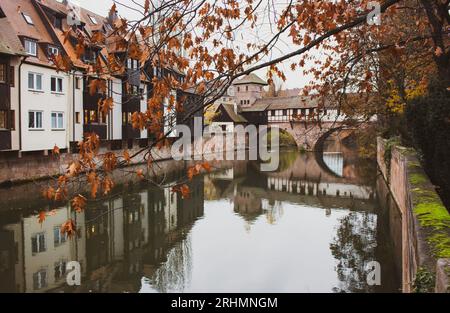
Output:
top-left (88, 15), bottom-right (98, 25)
top-left (28, 72), bottom-right (43, 91)
top-left (51, 76), bottom-right (63, 93)
top-left (48, 46), bottom-right (59, 57)
top-left (54, 226), bottom-right (67, 246)
top-left (127, 58), bottom-right (139, 69)
top-left (51, 112), bottom-right (64, 129)
top-left (24, 39), bottom-right (37, 56)
top-left (29, 111), bottom-right (43, 129)
top-left (54, 260), bottom-right (67, 281)
top-left (22, 13), bottom-right (34, 25)
top-left (31, 232), bottom-right (46, 254)
top-left (33, 270), bottom-right (47, 290)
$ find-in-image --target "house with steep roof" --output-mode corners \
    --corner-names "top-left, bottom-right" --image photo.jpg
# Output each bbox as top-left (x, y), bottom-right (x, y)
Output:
top-left (0, 0), bottom-right (204, 155)
top-left (0, 10), bottom-right (27, 151)
top-left (0, 0), bottom-right (74, 153)
top-left (210, 73), bottom-right (345, 135)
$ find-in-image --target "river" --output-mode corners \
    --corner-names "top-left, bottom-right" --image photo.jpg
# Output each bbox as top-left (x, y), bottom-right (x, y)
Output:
top-left (0, 142), bottom-right (402, 293)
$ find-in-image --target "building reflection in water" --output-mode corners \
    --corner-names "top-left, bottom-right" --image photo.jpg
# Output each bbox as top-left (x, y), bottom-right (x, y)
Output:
top-left (0, 147), bottom-right (401, 293)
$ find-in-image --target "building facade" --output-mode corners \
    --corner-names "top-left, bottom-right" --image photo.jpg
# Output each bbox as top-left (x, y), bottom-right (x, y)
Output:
top-left (0, 0), bottom-right (203, 156)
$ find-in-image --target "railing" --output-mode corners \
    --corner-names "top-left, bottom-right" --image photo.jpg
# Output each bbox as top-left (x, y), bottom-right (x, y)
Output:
top-left (0, 130), bottom-right (11, 150)
top-left (122, 125), bottom-right (141, 139)
top-left (83, 92), bottom-right (105, 110)
top-left (83, 124), bottom-right (107, 140)
top-left (0, 84), bottom-right (10, 110)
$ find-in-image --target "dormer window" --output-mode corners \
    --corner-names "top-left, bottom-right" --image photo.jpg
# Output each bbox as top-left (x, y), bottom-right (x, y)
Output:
top-left (127, 58), bottom-right (139, 70)
top-left (88, 15), bottom-right (98, 25)
top-left (48, 46), bottom-right (59, 57)
top-left (22, 13), bottom-right (34, 25)
top-left (54, 17), bottom-right (62, 29)
top-left (24, 39), bottom-right (37, 56)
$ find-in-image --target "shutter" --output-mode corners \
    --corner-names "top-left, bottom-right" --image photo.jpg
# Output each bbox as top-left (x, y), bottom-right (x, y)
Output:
top-left (9, 66), bottom-right (14, 87)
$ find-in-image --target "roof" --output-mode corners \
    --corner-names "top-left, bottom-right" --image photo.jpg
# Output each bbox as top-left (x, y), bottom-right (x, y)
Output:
top-left (240, 102), bottom-right (270, 112)
top-left (217, 103), bottom-right (247, 123)
top-left (233, 73), bottom-right (268, 86)
top-left (0, 19), bottom-right (27, 56)
top-left (253, 95), bottom-right (336, 111)
top-left (0, 0), bottom-right (58, 65)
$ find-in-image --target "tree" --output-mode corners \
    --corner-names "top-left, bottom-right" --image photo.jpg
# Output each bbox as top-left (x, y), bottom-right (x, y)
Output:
top-left (41, 0), bottom-right (448, 233)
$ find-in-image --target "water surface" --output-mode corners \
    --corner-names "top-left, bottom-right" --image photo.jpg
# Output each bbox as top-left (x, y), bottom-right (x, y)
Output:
top-left (0, 145), bottom-right (402, 293)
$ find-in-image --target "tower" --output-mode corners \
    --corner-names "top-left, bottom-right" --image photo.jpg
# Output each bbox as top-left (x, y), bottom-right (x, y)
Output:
top-left (233, 73), bottom-right (268, 108)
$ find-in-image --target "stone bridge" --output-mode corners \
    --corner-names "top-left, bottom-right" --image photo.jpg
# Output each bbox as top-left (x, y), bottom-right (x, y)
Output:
top-left (268, 121), bottom-right (354, 151)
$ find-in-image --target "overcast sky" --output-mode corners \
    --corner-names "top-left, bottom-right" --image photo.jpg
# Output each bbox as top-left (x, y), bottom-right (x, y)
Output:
top-left (77, 0), bottom-right (319, 91)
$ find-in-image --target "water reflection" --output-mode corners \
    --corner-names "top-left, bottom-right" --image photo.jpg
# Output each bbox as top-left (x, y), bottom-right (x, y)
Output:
top-left (0, 145), bottom-right (401, 293)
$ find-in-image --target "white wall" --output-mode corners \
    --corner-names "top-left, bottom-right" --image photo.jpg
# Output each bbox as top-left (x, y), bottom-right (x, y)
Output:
top-left (23, 206), bottom-right (85, 292)
top-left (111, 78), bottom-right (122, 140)
top-left (140, 83), bottom-right (148, 139)
top-left (10, 57), bottom-right (21, 151)
top-left (72, 71), bottom-right (84, 143)
top-left (20, 64), bottom-right (69, 151)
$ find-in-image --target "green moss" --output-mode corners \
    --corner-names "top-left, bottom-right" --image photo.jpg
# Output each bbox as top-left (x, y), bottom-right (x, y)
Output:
top-left (413, 267), bottom-right (435, 293)
top-left (383, 137), bottom-right (401, 178)
top-left (410, 170), bottom-right (450, 258)
top-left (409, 173), bottom-right (427, 185)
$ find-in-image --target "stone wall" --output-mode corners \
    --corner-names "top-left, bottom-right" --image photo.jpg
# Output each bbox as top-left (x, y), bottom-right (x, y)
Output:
top-left (377, 137), bottom-right (450, 293)
top-left (0, 134), bottom-right (250, 185)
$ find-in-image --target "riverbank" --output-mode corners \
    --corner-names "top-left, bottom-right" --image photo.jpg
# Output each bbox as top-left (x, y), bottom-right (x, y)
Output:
top-left (377, 137), bottom-right (450, 293)
top-left (0, 135), bottom-right (250, 186)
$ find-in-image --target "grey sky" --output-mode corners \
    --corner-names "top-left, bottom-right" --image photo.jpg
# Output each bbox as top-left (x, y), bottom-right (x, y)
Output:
top-left (78, 0), bottom-right (319, 91)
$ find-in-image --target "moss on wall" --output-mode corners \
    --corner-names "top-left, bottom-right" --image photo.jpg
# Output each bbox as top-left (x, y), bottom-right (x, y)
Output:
top-left (413, 267), bottom-right (436, 293)
top-left (409, 160), bottom-right (450, 259)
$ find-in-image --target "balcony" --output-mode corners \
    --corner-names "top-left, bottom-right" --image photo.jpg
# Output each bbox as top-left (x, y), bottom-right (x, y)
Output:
top-left (122, 125), bottom-right (141, 139)
top-left (0, 84), bottom-right (10, 110)
top-left (83, 92), bottom-right (105, 111)
top-left (0, 130), bottom-right (11, 150)
top-left (122, 96), bottom-right (140, 112)
top-left (83, 124), bottom-right (107, 140)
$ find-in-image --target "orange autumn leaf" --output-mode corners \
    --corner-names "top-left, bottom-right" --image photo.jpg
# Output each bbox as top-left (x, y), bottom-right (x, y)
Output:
top-left (202, 162), bottom-right (212, 172)
top-left (61, 219), bottom-right (77, 238)
top-left (136, 169), bottom-right (145, 179)
top-left (72, 194), bottom-right (87, 213)
top-left (43, 187), bottom-right (55, 200)
top-left (52, 145), bottom-right (60, 156)
top-left (37, 211), bottom-right (47, 224)
top-left (123, 149), bottom-right (131, 164)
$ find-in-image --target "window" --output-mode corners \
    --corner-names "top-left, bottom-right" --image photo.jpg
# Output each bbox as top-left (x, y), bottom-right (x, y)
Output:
top-left (127, 58), bottom-right (139, 70)
top-left (54, 17), bottom-right (62, 29)
top-left (51, 112), bottom-right (64, 129)
top-left (54, 260), bottom-right (66, 281)
top-left (24, 39), bottom-right (37, 56)
top-left (51, 76), bottom-right (63, 93)
top-left (54, 226), bottom-right (67, 246)
top-left (75, 77), bottom-right (80, 89)
top-left (0, 110), bottom-right (7, 129)
top-left (31, 233), bottom-right (46, 254)
top-left (246, 86), bottom-right (248, 91)
top-left (33, 270), bottom-right (47, 290)
top-left (48, 46), bottom-right (59, 57)
top-left (88, 15), bottom-right (98, 25)
top-left (75, 112), bottom-right (81, 124)
top-left (0, 63), bottom-right (6, 83)
top-left (22, 13), bottom-right (34, 25)
top-left (28, 72), bottom-right (43, 91)
top-left (29, 111), bottom-right (43, 129)
top-left (84, 110), bottom-right (106, 124)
